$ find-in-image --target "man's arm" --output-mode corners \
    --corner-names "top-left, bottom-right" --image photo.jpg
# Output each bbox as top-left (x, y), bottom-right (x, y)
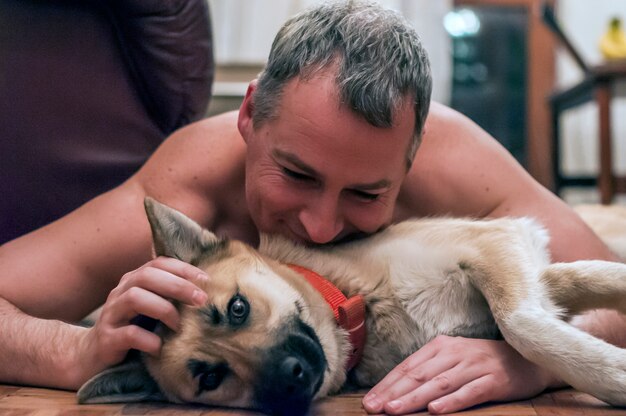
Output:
top-left (365, 103), bottom-right (625, 414)
top-left (0, 180), bottom-right (211, 389)
top-left (402, 102), bottom-right (618, 262)
top-left (0, 297), bottom-right (89, 388)
top-left (0, 113), bottom-right (239, 389)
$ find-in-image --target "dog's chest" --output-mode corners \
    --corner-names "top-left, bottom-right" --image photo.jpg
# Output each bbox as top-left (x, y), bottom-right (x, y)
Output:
top-left (346, 236), bottom-right (501, 386)
top-left (372, 237), bottom-right (499, 348)
top-left (392, 262), bottom-right (498, 344)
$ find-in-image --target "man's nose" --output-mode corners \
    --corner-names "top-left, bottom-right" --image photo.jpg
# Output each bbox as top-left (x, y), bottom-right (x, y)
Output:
top-left (298, 196), bottom-right (343, 244)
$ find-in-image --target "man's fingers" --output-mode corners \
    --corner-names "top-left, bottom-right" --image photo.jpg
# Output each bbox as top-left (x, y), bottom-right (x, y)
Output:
top-left (427, 375), bottom-right (494, 414)
top-left (114, 261), bottom-right (208, 307)
top-left (105, 287), bottom-right (181, 331)
top-left (382, 369), bottom-right (475, 415)
top-left (116, 325), bottom-right (162, 357)
top-left (95, 325), bottom-right (163, 365)
top-left (365, 359), bottom-right (459, 413)
top-left (149, 256), bottom-right (210, 284)
top-left (363, 344), bottom-right (440, 412)
top-left (373, 340), bottom-right (438, 387)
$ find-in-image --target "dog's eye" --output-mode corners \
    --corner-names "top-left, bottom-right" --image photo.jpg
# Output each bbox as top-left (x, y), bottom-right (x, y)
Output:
top-left (188, 360), bottom-right (229, 394)
top-left (198, 363), bottom-right (229, 392)
top-left (199, 368), bottom-right (226, 391)
top-left (227, 295), bottom-right (249, 325)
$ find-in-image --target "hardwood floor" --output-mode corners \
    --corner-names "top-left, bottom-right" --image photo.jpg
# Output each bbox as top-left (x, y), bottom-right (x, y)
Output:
top-left (1, 385), bottom-right (625, 415)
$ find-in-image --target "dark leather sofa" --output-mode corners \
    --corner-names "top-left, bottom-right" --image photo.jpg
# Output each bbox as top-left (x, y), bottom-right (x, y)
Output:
top-left (0, 0), bottom-right (214, 244)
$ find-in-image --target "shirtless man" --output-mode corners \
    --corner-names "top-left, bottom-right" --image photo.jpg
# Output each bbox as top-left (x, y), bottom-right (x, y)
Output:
top-left (0, 2), bottom-right (623, 415)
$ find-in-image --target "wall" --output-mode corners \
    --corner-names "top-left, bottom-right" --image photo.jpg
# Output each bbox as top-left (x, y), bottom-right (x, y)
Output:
top-left (207, 0), bottom-right (452, 103)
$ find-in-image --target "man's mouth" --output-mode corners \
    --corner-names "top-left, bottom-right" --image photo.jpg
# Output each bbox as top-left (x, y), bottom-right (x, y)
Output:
top-left (287, 229), bottom-right (371, 247)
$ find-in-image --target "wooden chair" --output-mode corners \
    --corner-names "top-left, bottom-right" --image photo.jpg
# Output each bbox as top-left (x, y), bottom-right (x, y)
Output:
top-left (542, 3), bottom-right (626, 204)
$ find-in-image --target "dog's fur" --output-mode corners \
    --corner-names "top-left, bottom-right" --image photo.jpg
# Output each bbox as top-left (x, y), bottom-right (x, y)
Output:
top-left (77, 198), bottom-right (626, 415)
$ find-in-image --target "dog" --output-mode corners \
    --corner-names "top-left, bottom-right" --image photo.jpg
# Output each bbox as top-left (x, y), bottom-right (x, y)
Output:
top-left (77, 197), bottom-right (626, 415)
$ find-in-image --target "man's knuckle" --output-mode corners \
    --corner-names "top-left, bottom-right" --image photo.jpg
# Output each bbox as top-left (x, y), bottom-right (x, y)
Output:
top-left (467, 384), bottom-right (487, 396)
top-left (466, 353), bottom-right (488, 367)
top-left (124, 325), bottom-right (141, 342)
top-left (431, 334), bottom-right (444, 344)
top-left (432, 374), bottom-right (452, 391)
top-left (446, 394), bottom-right (465, 410)
top-left (136, 268), bottom-right (152, 283)
top-left (94, 324), bottom-right (113, 342)
top-left (408, 370), bottom-right (428, 384)
top-left (125, 286), bottom-right (144, 304)
top-left (467, 383), bottom-right (487, 399)
top-left (432, 334), bottom-right (453, 346)
top-left (161, 303), bottom-right (178, 321)
top-left (150, 257), bottom-right (167, 267)
top-left (101, 297), bottom-right (119, 315)
top-left (118, 273), bottom-right (133, 286)
top-left (106, 287), bottom-right (119, 301)
top-left (174, 280), bottom-right (194, 300)
top-left (184, 264), bottom-right (200, 276)
top-left (397, 360), bottom-right (414, 376)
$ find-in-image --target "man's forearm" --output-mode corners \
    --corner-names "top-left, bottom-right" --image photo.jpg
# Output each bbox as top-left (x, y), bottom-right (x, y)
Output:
top-left (0, 297), bottom-right (89, 390)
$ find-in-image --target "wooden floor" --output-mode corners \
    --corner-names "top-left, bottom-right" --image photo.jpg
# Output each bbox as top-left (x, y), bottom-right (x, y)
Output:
top-left (1, 385), bottom-right (625, 416)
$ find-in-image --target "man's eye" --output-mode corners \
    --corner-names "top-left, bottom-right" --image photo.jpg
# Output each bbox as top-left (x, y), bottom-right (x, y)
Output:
top-left (352, 190), bottom-right (380, 201)
top-left (282, 167), bottom-right (312, 181)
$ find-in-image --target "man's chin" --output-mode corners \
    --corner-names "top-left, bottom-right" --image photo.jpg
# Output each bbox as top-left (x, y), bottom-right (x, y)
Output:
top-left (271, 224), bottom-right (376, 247)
top-left (327, 231), bottom-right (371, 245)
top-left (298, 231), bottom-right (371, 247)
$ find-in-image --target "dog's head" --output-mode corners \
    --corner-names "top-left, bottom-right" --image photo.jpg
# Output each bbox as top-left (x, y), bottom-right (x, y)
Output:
top-left (77, 198), bottom-right (348, 415)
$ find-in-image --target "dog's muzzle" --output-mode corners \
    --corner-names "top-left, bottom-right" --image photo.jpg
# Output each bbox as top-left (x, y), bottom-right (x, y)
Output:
top-left (254, 318), bottom-right (326, 416)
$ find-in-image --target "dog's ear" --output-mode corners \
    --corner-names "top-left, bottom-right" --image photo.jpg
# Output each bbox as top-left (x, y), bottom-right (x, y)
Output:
top-left (77, 359), bottom-right (165, 404)
top-left (144, 197), bottom-right (224, 263)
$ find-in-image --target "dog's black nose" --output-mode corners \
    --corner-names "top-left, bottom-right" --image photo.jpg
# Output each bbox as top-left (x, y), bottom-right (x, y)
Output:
top-left (278, 356), bottom-right (310, 394)
top-left (254, 319), bottom-right (327, 416)
top-left (256, 354), bottom-right (317, 415)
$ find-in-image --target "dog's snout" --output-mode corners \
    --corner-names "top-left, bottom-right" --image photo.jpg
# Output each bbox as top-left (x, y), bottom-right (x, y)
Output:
top-left (254, 319), bottom-right (327, 415)
top-left (256, 351), bottom-right (320, 415)
top-left (278, 356), bottom-right (310, 393)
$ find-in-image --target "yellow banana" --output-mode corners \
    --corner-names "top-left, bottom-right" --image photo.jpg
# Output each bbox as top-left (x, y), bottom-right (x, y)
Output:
top-left (599, 17), bottom-right (626, 60)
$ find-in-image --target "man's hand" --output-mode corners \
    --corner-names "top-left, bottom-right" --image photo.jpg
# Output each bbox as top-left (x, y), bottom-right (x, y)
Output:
top-left (362, 335), bottom-right (555, 414)
top-left (77, 257), bottom-right (209, 383)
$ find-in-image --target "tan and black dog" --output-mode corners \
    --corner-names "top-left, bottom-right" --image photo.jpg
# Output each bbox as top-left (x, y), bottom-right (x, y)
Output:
top-left (77, 198), bottom-right (626, 415)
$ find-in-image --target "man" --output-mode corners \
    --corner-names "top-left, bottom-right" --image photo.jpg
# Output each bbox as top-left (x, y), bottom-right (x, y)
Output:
top-left (0, 1), bottom-right (623, 415)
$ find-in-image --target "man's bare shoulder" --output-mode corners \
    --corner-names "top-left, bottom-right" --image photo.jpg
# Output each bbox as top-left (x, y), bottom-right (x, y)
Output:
top-left (155, 110), bottom-right (243, 168)
top-left (134, 111), bottom-right (246, 226)
top-left (396, 102), bottom-right (536, 219)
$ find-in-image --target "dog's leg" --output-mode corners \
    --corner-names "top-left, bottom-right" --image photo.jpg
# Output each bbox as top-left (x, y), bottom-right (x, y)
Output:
top-left (470, 264), bottom-right (626, 407)
top-left (540, 260), bottom-right (626, 316)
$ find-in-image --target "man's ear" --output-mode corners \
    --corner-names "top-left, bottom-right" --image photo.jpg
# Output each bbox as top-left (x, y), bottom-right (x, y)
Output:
top-left (77, 359), bottom-right (165, 404)
top-left (143, 197), bottom-right (224, 263)
top-left (237, 79), bottom-right (258, 143)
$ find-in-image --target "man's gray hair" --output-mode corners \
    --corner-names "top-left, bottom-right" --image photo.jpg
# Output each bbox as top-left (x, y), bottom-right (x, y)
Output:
top-left (252, 0), bottom-right (432, 166)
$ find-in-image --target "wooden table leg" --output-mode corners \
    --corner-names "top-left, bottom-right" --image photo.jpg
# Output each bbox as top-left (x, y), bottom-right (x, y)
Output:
top-left (596, 82), bottom-right (614, 204)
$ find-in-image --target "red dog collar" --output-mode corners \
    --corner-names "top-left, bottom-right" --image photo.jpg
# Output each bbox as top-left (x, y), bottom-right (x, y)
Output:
top-left (288, 264), bottom-right (366, 371)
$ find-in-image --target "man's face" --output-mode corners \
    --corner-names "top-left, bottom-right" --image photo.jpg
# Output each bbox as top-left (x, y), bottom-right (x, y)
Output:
top-left (239, 72), bottom-right (415, 245)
